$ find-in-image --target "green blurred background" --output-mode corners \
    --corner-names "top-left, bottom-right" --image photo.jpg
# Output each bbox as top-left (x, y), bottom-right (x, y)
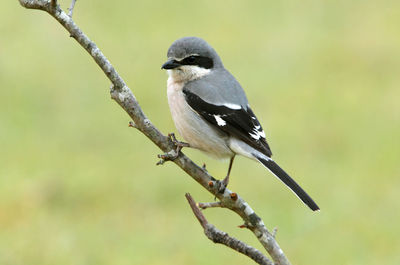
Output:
top-left (1, 1), bottom-right (399, 264)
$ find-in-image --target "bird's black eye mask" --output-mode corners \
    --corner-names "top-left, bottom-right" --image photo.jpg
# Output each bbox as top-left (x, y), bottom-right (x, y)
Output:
top-left (179, 55), bottom-right (214, 69)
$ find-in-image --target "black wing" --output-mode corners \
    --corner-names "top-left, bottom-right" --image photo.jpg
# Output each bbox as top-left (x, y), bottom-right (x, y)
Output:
top-left (183, 89), bottom-right (272, 157)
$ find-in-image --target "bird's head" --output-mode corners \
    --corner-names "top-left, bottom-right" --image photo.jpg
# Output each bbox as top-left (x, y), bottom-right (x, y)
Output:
top-left (162, 37), bottom-right (223, 82)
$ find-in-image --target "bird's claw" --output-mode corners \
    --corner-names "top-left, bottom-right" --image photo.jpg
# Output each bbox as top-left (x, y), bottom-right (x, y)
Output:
top-left (168, 133), bottom-right (190, 148)
top-left (156, 133), bottom-right (189, 165)
top-left (215, 179), bottom-right (227, 194)
top-left (214, 175), bottom-right (229, 196)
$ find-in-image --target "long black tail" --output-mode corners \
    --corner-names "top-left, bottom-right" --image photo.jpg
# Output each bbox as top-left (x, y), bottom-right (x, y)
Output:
top-left (255, 156), bottom-right (320, 211)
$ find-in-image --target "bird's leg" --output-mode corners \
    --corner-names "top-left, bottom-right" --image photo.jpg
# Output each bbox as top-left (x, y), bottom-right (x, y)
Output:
top-left (216, 156), bottom-right (235, 193)
top-left (169, 133), bottom-right (190, 152)
top-left (157, 133), bottom-right (190, 165)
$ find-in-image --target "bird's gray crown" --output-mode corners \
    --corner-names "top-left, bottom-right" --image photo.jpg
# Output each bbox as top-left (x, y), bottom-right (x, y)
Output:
top-left (166, 37), bottom-right (223, 68)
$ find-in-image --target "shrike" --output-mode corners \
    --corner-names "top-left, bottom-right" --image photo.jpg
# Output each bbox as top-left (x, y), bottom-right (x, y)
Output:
top-left (162, 36), bottom-right (319, 211)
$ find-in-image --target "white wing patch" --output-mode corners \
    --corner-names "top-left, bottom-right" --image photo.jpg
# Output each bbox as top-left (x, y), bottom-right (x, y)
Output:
top-left (249, 127), bottom-right (266, 140)
top-left (223, 103), bottom-right (242, 110)
top-left (214, 115), bottom-right (226, 126)
top-left (249, 132), bottom-right (260, 140)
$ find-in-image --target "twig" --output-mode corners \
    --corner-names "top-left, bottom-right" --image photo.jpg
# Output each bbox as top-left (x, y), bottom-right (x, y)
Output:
top-left (17, 1), bottom-right (292, 264)
top-left (272, 227), bottom-right (278, 238)
top-left (68, 0), bottom-right (77, 17)
top-left (128, 121), bottom-right (138, 128)
top-left (197, 201), bottom-right (223, 209)
top-left (185, 194), bottom-right (273, 265)
top-left (50, 0), bottom-right (56, 9)
top-left (186, 193), bottom-right (209, 228)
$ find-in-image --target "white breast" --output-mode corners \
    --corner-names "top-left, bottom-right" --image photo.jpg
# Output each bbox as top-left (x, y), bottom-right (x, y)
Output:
top-left (166, 77), bottom-right (233, 160)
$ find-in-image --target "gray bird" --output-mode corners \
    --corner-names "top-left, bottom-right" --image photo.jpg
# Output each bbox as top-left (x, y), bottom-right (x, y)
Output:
top-left (161, 36), bottom-right (319, 211)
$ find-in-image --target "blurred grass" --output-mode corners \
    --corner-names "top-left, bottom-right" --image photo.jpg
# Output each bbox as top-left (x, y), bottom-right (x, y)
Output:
top-left (1, 0), bottom-right (400, 264)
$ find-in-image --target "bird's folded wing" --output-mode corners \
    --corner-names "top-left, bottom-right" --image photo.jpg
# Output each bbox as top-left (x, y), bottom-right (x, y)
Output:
top-left (183, 89), bottom-right (272, 157)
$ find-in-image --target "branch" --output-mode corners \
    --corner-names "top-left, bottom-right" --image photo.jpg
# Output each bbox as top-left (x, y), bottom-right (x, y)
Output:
top-left (198, 201), bottom-right (223, 209)
top-left (185, 193), bottom-right (273, 265)
top-left (68, 0), bottom-right (77, 17)
top-left (18, 1), bottom-right (291, 264)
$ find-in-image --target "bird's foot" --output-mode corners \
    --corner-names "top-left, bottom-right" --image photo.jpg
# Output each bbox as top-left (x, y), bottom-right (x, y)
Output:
top-left (168, 133), bottom-right (190, 149)
top-left (156, 133), bottom-right (190, 165)
top-left (215, 176), bottom-right (229, 194)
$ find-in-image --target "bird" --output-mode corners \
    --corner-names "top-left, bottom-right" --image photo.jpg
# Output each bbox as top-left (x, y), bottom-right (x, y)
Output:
top-left (161, 36), bottom-right (319, 211)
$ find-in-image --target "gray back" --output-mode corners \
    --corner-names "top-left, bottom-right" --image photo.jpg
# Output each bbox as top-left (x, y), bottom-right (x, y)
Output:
top-left (184, 68), bottom-right (249, 107)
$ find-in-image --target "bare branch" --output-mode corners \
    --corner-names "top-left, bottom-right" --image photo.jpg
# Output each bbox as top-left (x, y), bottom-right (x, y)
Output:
top-left (68, 0), bottom-right (77, 17)
top-left (185, 194), bottom-right (273, 265)
top-left (18, 0), bottom-right (47, 10)
top-left (198, 201), bottom-right (223, 209)
top-left (185, 193), bottom-right (209, 229)
top-left (18, 1), bottom-right (292, 264)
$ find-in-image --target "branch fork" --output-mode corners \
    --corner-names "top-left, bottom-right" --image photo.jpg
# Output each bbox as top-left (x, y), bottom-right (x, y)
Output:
top-left (186, 193), bottom-right (273, 265)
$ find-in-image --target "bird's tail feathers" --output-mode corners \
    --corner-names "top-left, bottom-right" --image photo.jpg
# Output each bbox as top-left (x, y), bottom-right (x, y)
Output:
top-left (254, 155), bottom-right (320, 211)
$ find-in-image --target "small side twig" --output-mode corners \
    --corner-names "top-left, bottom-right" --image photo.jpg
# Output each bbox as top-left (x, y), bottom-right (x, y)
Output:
top-left (156, 150), bottom-right (178, 165)
top-left (185, 193), bottom-right (273, 265)
top-left (197, 201), bottom-right (223, 209)
top-left (128, 121), bottom-right (138, 128)
top-left (50, 0), bottom-right (56, 8)
top-left (68, 0), bottom-right (77, 17)
top-left (272, 227), bottom-right (278, 238)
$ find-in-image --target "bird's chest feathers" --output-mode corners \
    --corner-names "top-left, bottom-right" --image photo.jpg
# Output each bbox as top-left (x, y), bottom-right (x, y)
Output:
top-left (166, 76), bottom-right (233, 159)
top-left (167, 78), bottom-right (213, 145)
top-left (167, 77), bottom-right (192, 135)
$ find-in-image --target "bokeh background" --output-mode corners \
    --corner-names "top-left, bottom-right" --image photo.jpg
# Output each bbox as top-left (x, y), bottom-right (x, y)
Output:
top-left (1, 1), bottom-right (399, 264)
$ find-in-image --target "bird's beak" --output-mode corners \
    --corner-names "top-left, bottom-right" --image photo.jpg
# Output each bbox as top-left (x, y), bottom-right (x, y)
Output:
top-left (161, 59), bottom-right (181, 70)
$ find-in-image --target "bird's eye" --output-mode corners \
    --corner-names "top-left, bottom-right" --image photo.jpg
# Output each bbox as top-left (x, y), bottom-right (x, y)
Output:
top-left (187, 56), bottom-right (197, 64)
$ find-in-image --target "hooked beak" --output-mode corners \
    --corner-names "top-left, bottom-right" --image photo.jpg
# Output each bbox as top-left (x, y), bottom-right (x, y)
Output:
top-left (161, 59), bottom-right (181, 70)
